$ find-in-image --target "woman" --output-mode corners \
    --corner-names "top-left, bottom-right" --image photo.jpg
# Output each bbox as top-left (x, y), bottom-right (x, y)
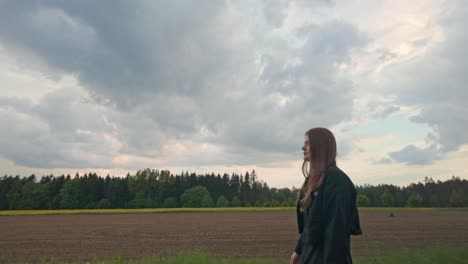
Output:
top-left (289, 127), bottom-right (362, 264)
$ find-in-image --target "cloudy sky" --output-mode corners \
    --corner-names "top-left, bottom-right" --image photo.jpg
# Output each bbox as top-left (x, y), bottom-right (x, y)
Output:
top-left (0, 0), bottom-right (467, 188)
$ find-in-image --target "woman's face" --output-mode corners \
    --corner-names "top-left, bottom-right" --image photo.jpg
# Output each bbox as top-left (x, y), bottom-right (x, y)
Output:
top-left (302, 134), bottom-right (310, 161)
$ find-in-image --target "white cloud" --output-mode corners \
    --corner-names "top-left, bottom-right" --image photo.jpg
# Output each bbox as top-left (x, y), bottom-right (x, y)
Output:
top-left (375, 0), bottom-right (468, 164)
top-left (0, 0), bottom-right (466, 187)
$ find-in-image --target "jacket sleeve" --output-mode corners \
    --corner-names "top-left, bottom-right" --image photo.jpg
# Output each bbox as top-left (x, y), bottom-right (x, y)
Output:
top-left (294, 234), bottom-right (302, 255)
top-left (322, 184), bottom-right (350, 263)
top-left (350, 187), bottom-right (363, 236)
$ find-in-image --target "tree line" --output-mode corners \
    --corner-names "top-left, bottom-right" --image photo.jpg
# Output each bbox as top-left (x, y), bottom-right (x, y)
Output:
top-left (0, 169), bottom-right (297, 210)
top-left (0, 169), bottom-right (467, 210)
top-left (356, 176), bottom-right (468, 207)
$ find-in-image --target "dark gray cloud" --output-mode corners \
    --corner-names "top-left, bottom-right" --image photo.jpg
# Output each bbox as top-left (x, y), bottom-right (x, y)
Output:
top-left (388, 144), bottom-right (441, 166)
top-left (0, 1), bottom-right (233, 107)
top-left (381, 0), bottom-right (468, 165)
top-left (0, 1), bottom-right (366, 168)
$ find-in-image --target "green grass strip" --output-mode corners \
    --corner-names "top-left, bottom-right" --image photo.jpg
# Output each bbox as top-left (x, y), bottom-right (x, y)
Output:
top-left (30, 244), bottom-right (468, 264)
top-left (354, 244), bottom-right (468, 264)
top-left (2, 207), bottom-right (467, 216)
top-left (358, 207), bottom-right (468, 212)
top-left (0, 207), bottom-right (295, 216)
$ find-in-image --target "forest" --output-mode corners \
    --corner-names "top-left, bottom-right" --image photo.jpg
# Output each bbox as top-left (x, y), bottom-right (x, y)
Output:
top-left (0, 169), bottom-right (467, 210)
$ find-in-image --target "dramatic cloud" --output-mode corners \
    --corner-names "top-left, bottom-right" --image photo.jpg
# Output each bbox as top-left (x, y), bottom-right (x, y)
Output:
top-left (380, 0), bottom-right (468, 164)
top-left (1, 0), bottom-right (466, 187)
top-left (0, 88), bottom-right (116, 168)
top-left (0, 0), bottom-right (365, 169)
top-left (388, 144), bottom-right (441, 165)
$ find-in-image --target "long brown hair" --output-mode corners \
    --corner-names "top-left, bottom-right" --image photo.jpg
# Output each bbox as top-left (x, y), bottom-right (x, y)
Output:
top-left (298, 127), bottom-right (337, 211)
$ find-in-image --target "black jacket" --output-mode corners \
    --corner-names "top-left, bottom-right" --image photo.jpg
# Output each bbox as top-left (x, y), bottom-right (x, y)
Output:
top-left (294, 166), bottom-right (362, 264)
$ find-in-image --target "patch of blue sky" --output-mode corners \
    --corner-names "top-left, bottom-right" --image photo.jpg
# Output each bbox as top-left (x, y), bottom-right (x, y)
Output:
top-left (353, 112), bottom-right (432, 152)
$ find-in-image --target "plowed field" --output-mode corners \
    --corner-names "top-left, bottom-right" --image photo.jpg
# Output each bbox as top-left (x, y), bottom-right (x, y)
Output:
top-left (1, 210), bottom-right (467, 263)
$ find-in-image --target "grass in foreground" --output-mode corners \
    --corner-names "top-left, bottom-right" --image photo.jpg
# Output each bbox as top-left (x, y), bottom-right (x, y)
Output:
top-left (354, 244), bottom-right (468, 264)
top-left (33, 244), bottom-right (468, 264)
top-left (38, 250), bottom-right (284, 264)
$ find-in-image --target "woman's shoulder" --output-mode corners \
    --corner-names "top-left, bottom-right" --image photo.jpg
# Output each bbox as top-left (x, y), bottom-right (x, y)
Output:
top-left (323, 166), bottom-right (355, 191)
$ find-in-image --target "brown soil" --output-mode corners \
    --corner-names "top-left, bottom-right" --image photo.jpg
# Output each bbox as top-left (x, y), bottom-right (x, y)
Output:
top-left (1, 210), bottom-right (467, 263)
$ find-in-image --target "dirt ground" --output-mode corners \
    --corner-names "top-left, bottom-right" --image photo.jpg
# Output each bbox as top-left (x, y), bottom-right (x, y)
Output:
top-left (1, 210), bottom-right (467, 263)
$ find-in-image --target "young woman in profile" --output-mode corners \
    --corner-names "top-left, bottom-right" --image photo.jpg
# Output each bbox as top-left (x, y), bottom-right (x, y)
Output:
top-left (289, 127), bottom-right (362, 264)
